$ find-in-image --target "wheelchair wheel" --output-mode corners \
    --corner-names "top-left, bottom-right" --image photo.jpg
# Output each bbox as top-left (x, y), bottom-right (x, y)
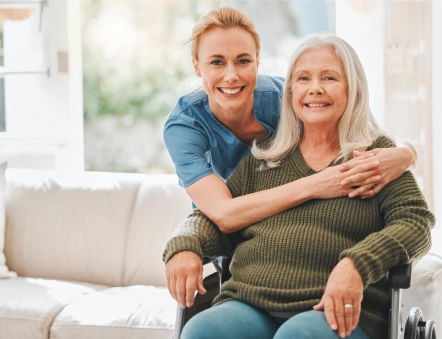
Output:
top-left (424, 320), bottom-right (437, 339)
top-left (404, 307), bottom-right (425, 339)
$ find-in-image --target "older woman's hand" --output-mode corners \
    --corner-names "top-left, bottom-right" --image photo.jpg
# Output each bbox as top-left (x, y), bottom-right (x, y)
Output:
top-left (166, 250), bottom-right (206, 309)
top-left (312, 155), bottom-right (381, 200)
top-left (313, 257), bottom-right (363, 338)
top-left (340, 146), bottom-right (415, 199)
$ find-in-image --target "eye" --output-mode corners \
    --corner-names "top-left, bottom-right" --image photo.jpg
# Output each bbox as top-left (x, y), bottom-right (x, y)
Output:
top-left (324, 76), bottom-right (335, 81)
top-left (238, 59), bottom-right (251, 65)
top-left (298, 76), bottom-right (309, 81)
top-left (211, 60), bottom-right (223, 66)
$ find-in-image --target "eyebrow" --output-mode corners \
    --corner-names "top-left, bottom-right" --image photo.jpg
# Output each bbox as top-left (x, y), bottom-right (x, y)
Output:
top-left (294, 68), bottom-right (340, 76)
top-left (208, 53), bottom-right (253, 59)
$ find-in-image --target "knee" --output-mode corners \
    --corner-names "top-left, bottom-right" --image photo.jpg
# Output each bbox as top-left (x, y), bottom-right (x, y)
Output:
top-left (274, 311), bottom-right (337, 339)
top-left (181, 313), bottom-right (213, 339)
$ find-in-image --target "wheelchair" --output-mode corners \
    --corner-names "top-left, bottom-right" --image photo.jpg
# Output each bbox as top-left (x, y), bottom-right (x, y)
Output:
top-left (174, 258), bottom-right (437, 339)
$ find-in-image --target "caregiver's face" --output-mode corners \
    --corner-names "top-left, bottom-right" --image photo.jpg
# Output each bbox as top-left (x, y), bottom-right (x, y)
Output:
top-left (193, 26), bottom-right (259, 117)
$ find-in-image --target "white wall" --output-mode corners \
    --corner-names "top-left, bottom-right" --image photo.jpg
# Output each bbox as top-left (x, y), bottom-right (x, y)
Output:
top-left (0, 0), bottom-right (83, 171)
top-left (336, 0), bottom-right (439, 224)
top-left (336, 1), bottom-right (385, 126)
top-left (432, 0), bottom-right (441, 224)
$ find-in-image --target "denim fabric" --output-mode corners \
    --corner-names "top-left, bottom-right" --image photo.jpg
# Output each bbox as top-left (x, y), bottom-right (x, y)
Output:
top-left (181, 300), bottom-right (371, 339)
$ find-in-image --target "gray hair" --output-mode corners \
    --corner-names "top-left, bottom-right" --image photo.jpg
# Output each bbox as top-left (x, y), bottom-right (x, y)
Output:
top-left (252, 32), bottom-right (383, 169)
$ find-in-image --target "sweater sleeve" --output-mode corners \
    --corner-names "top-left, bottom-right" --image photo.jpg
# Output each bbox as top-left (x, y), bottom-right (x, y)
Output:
top-left (340, 137), bottom-right (435, 286)
top-left (162, 209), bottom-right (243, 264)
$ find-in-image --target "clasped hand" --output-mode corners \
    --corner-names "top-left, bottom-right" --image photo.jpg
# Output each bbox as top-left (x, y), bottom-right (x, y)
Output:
top-left (339, 148), bottom-right (412, 199)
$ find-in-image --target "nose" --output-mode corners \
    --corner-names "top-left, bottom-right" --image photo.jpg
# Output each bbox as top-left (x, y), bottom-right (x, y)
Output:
top-left (309, 79), bottom-right (324, 95)
top-left (224, 64), bottom-right (239, 82)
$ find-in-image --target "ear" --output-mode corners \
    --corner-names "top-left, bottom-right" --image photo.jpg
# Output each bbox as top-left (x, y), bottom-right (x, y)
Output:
top-left (192, 59), bottom-right (201, 77)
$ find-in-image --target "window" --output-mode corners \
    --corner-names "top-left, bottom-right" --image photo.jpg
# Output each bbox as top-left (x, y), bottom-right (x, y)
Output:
top-left (0, 26), bottom-right (5, 132)
top-left (0, 1), bottom-right (84, 170)
top-left (82, 0), bottom-right (335, 174)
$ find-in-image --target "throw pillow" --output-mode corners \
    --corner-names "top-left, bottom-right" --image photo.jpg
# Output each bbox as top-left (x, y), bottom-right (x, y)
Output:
top-left (0, 160), bottom-right (16, 278)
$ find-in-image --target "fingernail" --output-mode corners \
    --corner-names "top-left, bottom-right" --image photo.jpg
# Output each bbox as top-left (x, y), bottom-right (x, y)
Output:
top-left (340, 332), bottom-right (345, 338)
top-left (348, 193), bottom-right (354, 198)
top-left (331, 324), bottom-right (337, 330)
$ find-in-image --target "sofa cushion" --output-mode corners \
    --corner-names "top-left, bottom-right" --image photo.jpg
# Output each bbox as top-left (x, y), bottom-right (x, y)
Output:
top-left (0, 277), bottom-right (107, 339)
top-left (0, 161), bottom-right (16, 278)
top-left (50, 285), bottom-right (176, 339)
top-left (402, 253), bottom-right (442, 323)
top-left (123, 174), bottom-right (192, 286)
top-left (4, 170), bottom-right (144, 286)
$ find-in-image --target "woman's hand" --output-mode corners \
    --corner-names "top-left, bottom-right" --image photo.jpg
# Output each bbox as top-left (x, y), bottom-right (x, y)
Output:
top-left (340, 146), bottom-right (415, 199)
top-left (312, 154), bottom-right (381, 200)
top-left (313, 257), bottom-right (364, 338)
top-left (166, 250), bottom-right (206, 309)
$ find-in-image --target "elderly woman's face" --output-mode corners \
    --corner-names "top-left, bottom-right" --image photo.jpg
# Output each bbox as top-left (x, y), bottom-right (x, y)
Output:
top-left (291, 46), bottom-right (348, 131)
top-left (192, 26), bottom-right (259, 116)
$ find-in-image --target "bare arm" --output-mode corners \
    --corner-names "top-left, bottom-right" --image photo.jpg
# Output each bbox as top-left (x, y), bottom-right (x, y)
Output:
top-left (186, 153), bottom-right (382, 233)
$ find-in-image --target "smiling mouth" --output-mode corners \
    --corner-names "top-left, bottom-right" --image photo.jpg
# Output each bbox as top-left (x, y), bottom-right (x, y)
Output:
top-left (219, 87), bottom-right (243, 95)
top-left (305, 103), bottom-right (331, 107)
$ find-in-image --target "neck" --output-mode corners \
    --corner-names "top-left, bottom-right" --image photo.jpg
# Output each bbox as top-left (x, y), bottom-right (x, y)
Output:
top-left (208, 100), bottom-right (268, 145)
top-left (301, 130), bottom-right (340, 151)
top-left (299, 128), bottom-right (341, 171)
top-left (209, 102), bottom-right (254, 128)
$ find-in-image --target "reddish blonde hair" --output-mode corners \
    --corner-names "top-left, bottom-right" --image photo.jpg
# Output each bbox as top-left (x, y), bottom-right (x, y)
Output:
top-left (190, 7), bottom-right (261, 61)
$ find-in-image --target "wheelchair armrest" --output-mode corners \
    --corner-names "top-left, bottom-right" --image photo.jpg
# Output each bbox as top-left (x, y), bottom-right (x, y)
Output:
top-left (388, 263), bottom-right (412, 289)
top-left (202, 257), bottom-right (231, 283)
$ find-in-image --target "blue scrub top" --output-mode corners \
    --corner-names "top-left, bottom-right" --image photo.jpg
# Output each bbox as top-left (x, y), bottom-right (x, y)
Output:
top-left (163, 74), bottom-right (284, 188)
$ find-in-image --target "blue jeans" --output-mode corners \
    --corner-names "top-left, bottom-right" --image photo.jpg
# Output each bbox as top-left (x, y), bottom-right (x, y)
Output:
top-left (181, 300), bottom-right (371, 339)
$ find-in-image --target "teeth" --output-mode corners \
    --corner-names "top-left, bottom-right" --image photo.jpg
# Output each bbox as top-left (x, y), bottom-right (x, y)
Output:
top-left (307, 103), bottom-right (328, 107)
top-left (221, 87), bottom-right (241, 95)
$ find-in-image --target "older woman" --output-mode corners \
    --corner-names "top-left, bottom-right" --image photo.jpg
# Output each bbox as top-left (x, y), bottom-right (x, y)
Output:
top-left (163, 7), bottom-right (416, 233)
top-left (163, 33), bottom-right (435, 339)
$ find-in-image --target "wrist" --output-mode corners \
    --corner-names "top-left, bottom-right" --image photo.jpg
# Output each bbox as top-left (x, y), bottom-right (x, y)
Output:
top-left (296, 176), bottom-right (317, 201)
top-left (397, 142), bottom-right (417, 170)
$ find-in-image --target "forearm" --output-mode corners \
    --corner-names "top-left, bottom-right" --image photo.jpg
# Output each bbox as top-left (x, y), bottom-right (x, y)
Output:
top-left (186, 168), bottom-right (357, 233)
top-left (396, 141), bottom-right (417, 170)
top-left (212, 178), bottom-right (316, 233)
top-left (186, 173), bottom-right (325, 233)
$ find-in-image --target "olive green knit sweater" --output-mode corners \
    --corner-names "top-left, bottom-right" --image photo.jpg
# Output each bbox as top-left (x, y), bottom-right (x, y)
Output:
top-left (163, 136), bottom-right (435, 339)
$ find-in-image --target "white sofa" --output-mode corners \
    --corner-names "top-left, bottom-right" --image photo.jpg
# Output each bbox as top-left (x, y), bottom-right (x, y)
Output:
top-left (0, 168), bottom-right (440, 339)
top-left (0, 168), bottom-right (192, 339)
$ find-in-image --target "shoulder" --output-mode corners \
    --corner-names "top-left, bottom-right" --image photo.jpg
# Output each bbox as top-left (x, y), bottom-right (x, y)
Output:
top-left (368, 135), bottom-right (397, 150)
top-left (255, 74), bottom-right (285, 95)
top-left (240, 136), bottom-right (275, 170)
top-left (253, 75), bottom-right (285, 127)
top-left (166, 87), bottom-right (208, 121)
